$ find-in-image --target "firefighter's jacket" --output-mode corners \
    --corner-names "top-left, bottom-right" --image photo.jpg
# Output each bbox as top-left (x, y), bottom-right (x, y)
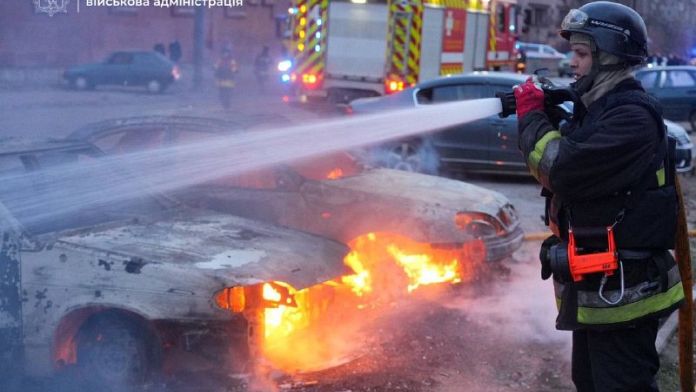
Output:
top-left (518, 78), bottom-right (684, 330)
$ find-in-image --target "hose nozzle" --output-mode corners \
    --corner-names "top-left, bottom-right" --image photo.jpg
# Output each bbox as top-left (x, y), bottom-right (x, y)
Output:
top-left (496, 91), bottom-right (517, 118)
top-left (496, 75), bottom-right (579, 119)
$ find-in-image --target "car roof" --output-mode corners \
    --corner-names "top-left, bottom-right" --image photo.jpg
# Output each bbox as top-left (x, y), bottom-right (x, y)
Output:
top-left (0, 137), bottom-right (95, 156)
top-left (416, 72), bottom-right (529, 90)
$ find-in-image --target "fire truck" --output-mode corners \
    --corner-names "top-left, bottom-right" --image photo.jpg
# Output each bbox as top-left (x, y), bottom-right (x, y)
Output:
top-left (281, 0), bottom-right (519, 103)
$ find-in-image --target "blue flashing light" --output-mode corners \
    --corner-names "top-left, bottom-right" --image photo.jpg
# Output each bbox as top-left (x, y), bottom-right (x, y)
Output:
top-left (316, 32), bottom-right (321, 39)
top-left (315, 45), bottom-right (321, 52)
top-left (317, 18), bottom-right (322, 26)
top-left (281, 74), bottom-right (291, 82)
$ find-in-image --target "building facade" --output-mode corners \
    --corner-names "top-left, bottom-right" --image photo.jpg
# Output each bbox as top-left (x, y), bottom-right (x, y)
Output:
top-left (0, 0), bottom-right (293, 67)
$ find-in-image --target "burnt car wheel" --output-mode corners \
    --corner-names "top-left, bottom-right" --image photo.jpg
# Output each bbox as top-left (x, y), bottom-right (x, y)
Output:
top-left (76, 313), bottom-right (152, 387)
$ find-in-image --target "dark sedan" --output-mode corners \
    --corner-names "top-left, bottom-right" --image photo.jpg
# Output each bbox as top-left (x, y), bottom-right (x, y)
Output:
top-left (350, 72), bottom-right (693, 175)
top-left (63, 51), bottom-right (180, 93)
top-left (635, 66), bottom-right (696, 132)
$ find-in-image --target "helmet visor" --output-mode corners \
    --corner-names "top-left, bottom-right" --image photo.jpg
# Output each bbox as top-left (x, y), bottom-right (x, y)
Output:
top-left (561, 9), bottom-right (589, 30)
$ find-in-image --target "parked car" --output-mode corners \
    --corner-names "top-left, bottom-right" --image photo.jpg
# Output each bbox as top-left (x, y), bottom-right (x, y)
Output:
top-left (63, 51), bottom-right (180, 93)
top-left (67, 116), bottom-right (524, 263)
top-left (558, 51), bottom-right (573, 77)
top-left (0, 138), bottom-right (349, 388)
top-left (634, 65), bottom-right (696, 132)
top-left (349, 72), bottom-right (694, 175)
top-left (516, 42), bottom-right (566, 75)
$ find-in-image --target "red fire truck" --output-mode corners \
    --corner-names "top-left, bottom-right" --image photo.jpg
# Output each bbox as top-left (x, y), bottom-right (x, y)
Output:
top-left (486, 0), bottom-right (521, 71)
top-left (281, 0), bottom-right (519, 103)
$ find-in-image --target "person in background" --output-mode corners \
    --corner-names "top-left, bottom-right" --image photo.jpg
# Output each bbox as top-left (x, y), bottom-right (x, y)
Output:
top-left (169, 40), bottom-right (182, 63)
top-left (253, 45), bottom-right (272, 91)
top-left (214, 45), bottom-right (238, 109)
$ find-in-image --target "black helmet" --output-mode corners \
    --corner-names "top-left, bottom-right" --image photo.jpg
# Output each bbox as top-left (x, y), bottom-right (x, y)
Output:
top-left (560, 1), bottom-right (647, 65)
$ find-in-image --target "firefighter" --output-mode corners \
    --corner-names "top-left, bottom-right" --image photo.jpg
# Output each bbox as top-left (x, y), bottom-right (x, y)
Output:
top-left (514, 2), bottom-right (684, 391)
top-left (214, 46), bottom-right (238, 109)
top-left (253, 45), bottom-right (272, 91)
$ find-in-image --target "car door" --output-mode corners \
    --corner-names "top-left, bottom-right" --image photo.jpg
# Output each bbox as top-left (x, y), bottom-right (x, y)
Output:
top-left (656, 69), bottom-right (696, 120)
top-left (419, 83), bottom-right (492, 171)
top-left (102, 52), bottom-right (134, 86)
top-left (131, 53), bottom-right (165, 86)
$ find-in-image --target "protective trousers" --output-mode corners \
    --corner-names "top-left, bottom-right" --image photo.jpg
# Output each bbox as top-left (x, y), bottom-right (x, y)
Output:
top-left (571, 318), bottom-right (660, 392)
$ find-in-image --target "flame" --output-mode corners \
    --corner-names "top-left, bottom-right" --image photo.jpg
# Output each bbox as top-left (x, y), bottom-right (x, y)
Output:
top-left (259, 232), bottom-right (486, 373)
top-left (326, 168), bottom-right (343, 179)
top-left (340, 250), bottom-right (372, 296)
top-left (387, 244), bottom-right (461, 292)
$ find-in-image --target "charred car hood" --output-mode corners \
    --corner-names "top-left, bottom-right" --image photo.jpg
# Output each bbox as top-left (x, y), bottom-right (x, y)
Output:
top-left (56, 211), bottom-right (349, 290)
top-left (323, 168), bottom-right (510, 217)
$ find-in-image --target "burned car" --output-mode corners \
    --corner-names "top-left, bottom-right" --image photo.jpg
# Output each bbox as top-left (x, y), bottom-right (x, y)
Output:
top-left (67, 116), bottom-right (524, 263)
top-left (0, 139), bottom-right (349, 387)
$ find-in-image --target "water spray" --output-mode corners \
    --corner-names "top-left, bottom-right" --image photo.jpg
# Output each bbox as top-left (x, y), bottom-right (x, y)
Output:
top-left (7, 98), bottom-right (504, 230)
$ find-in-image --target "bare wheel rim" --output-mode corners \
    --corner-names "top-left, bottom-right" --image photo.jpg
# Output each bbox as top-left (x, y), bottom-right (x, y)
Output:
top-left (386, 143), bottom-right (421, 172)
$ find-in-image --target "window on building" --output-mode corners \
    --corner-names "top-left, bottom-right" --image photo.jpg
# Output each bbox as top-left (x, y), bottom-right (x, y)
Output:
top-left (525, 3), bottom-right (549, 27)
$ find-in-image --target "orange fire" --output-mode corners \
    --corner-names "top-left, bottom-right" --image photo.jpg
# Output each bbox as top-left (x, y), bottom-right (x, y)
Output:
top-left (259, 232), bottom-right (486, 373)
top-left (326, 168), bottom-right (344, 179)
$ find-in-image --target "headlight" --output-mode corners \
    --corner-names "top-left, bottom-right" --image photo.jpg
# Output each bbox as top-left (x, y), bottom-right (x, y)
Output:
top-left (455, 212), bottom-right (504, 238)
top-left (214, 286), bottom-right (245, 312)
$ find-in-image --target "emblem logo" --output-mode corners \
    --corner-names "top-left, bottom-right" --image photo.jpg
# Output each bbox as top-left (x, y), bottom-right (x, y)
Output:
top-left (33, 0), bottom-right (70, 17)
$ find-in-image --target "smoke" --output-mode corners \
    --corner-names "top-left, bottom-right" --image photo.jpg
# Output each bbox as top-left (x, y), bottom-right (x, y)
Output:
top-left (358, 138), bottom-right (441, 175)
top-left (445, 242), bottom-right (570, 350)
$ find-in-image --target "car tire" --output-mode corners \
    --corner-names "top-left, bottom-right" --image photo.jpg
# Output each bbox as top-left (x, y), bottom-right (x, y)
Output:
top-left (146, 79), bottom-right (164, 94)
top-left (73, 76), bottom-right (93, 91)
top-left (76, 313), bottom-right (153, 389)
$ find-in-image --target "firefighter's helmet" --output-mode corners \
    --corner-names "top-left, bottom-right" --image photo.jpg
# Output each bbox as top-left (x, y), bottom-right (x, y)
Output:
top-left (560, 1), bottom-right (647, 65)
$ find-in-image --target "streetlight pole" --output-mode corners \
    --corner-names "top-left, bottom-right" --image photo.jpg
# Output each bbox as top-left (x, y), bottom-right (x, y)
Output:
top-left (193, 6), bottom-right (205, 91)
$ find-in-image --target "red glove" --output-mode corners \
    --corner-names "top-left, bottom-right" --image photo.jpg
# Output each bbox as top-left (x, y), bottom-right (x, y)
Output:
top-left (513, 77), bottom-right (545, 120)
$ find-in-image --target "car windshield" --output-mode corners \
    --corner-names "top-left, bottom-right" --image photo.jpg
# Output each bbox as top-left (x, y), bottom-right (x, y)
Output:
top-left (0, 144), bottom-right (168, 234)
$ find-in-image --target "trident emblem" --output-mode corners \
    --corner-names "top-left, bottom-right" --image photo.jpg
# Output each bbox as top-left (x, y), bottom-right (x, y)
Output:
top-left (33, 0), bottom-right (70, 17)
